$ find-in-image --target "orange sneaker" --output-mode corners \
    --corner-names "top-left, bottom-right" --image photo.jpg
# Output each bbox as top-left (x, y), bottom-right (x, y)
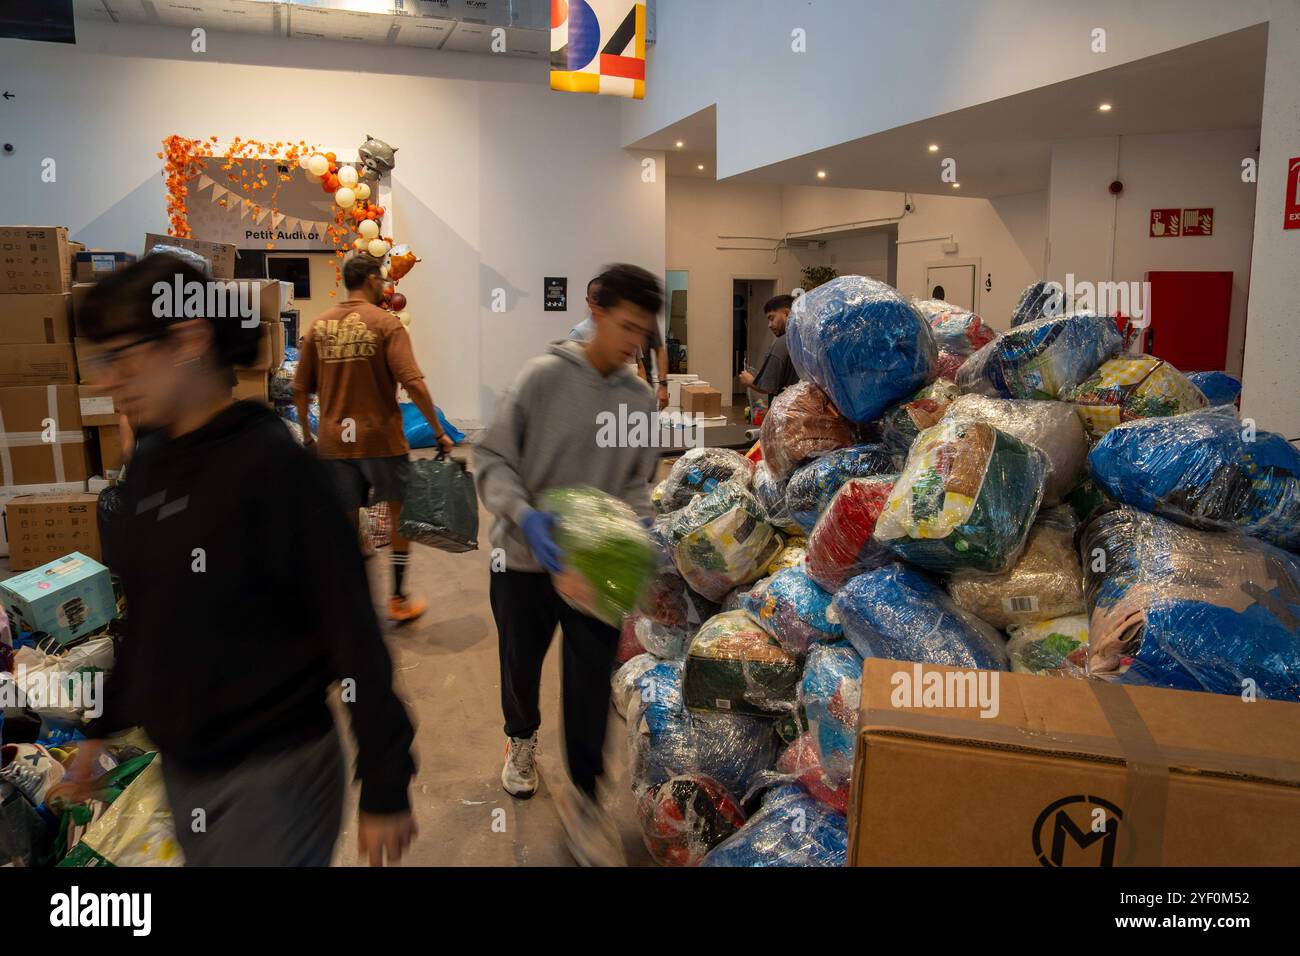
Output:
top-left (387, 594), bottom-right (427, 624)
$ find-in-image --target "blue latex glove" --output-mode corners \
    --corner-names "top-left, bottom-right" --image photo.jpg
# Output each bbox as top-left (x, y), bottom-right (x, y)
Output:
top-left (520, 508), bottom-right (564, 574)
top-left (639, 515), bottom-right (656, 530)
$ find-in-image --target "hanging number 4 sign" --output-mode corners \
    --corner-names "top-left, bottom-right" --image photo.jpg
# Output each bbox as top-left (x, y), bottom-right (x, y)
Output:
top-left (1285, 157), bottom-right (1300, 230)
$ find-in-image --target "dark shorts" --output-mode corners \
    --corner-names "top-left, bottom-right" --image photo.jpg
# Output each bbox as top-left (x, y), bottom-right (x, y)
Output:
top-left (324, 455), bottom-right (412, 509)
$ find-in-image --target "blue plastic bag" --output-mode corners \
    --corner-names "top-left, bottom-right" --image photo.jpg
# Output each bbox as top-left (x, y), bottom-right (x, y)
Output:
top-left (957, 313), bottom-right (1123, 400)
top-left (1011, 281), bottom-right (1062, 327)
top-left (1186, 371), bottom-right (1241, 406)
top-left (786, 276), bottom-right (937, 424)
top-left (740, 567), bottom-right (842, 655)
top-left (833, 563), bottom-right (1010, 669)
top-left (702, 784), bottom-right (848, 867)
top-left (1088, 406), bottom-right (1300, 551)
top-left (785, 444), bottom-right (896, 533)
top-left (402, 402), bottom-right (465, 447)
top-left (799, 642), bottom-right (863, 788)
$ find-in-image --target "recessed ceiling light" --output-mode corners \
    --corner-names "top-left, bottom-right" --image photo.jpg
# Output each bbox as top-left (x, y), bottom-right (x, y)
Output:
top-left (675, 141), bottom-right (684, 148)
top-left (952, 183), bottom-right (961, 189)
top-left (817, 170), bottom-right (827, 179)
top-left (697, 164), bottom-right (705, 171)
top-left (928, 144), bottom-right (939, 152)
top-left (1098, 102), bottom-right (1112, 112)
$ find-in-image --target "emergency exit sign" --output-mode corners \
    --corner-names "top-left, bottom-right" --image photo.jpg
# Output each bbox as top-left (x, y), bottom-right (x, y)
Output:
top-left (1286, 157), bottom-right (1300, 230)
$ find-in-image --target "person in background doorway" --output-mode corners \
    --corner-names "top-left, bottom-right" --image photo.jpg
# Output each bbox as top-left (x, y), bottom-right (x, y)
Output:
top-left (476, 263), bottom-right (663, 867)
top-left (293, 255), bottom-right (454, 624)
top-left (51, 254), bottom-right (418, 866)
top-left (738, 294), bottom-right (800, 399)
top-left (635, 317), bottom-right (671, 411)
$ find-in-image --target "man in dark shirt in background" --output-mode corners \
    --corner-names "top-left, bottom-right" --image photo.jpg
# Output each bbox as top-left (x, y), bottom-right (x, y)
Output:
top-left (739, 294), bottom-right (800, 398)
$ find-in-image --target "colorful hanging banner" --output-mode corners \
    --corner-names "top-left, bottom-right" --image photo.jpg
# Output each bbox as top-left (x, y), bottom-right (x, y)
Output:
top-left (551, 0), bottom-right (646, 99)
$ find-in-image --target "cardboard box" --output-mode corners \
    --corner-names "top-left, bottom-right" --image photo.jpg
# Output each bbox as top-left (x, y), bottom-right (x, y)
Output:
top-left (95, 425), bottom-right (123, 477)
top-left (0, 226), bottom-right (72, 294)
top-left (237, 320), bottom-right (285, 372)
top-left (73, 251), bottom-right (137, 284)
top-left (0, 550), bottom-right (113, 641)
top-left (87, 476), bottom-right (113, 494)
top-left (143, 232), bottom-right (236, 279)
top-left (0, 480), bottom-right (87, 557)
top-left (233, 368), bottom-right (269, 404)
top-left (0, 343), bottom-right (77, 387)
top-left (849, 660), bottom-right (1300, 866)
top-left (78, 385), bottom-right (119, 426)
top-left (0, 293), bottom-right (73, 344)
top-left (0, 385), bottom-right (90, 486)
top-left (681, 384), bottom-right (722, 417)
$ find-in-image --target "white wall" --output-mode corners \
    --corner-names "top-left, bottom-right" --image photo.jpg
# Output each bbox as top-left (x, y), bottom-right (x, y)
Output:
top-left (627, 0), bottom-right (1272, 177)
top-left (1242, 2), bottom-right (1300, 440)
top-left (1046, 130), bottom-right (1260, 377)
top-left (0, 19), bottom-right (664, 424)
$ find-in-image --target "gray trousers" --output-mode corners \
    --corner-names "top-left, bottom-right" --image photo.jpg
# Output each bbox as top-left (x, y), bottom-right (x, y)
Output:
top-left (161, 731), bottom-right (345, 867)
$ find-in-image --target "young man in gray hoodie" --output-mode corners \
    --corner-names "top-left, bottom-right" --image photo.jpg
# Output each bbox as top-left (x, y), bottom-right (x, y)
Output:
top-left (475, 264), bottom-right (662, 867)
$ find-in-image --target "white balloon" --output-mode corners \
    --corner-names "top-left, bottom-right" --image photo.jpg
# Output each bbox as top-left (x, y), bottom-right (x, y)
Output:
top-left (356, 182), bottom-right (371, 201)
top-left (381, 266), bottom-right (390, 279)
top-left (338, 165), bottom-right (359, 187)
top-left (353, 238), bottom-right (366, 251)
top-left (298, 154), bottom-right (310, 170)
top-left (334, 187), bottom-right (356, 209)
top-left (306, 153), bottom-right (329, 177)
top-left (358, 219), bottom-right (380, 240)
top-left (369, 239), bottom-right (390, 259)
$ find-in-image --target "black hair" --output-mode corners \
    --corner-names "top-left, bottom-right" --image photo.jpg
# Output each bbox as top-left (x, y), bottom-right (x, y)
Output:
top-left (343, 255), bottom-right (382, 291)
top-left (592, 263), bottom-right (663, 316)
top-left (78, 253), bottom-right (260, 370)
top-left (764, 294), bottom-right (794, 314)
top-left (586, 276), bottom-right (600, 297)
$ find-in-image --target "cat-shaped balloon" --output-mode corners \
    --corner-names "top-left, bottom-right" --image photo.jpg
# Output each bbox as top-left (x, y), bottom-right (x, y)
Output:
top-left (358, 134), bottom-right (397, 186)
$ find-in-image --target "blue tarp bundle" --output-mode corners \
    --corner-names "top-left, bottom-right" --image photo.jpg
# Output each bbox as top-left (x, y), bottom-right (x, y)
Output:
top-left (785, 444), bottom-right (897, 533)
top-left (786, 276), bottom-right (937, 424)
top-left (798, 642), bottom-right (863, 788)
top-left (1186, 371), bottom-right (1242, 406)
top-left (957, 313), bottom-right (1123, 400)
top-left (741, 567), bottom-right (843, 655)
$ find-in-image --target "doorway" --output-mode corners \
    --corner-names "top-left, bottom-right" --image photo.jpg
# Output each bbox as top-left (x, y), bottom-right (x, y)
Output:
top-left (665, 269), bottom-right (688, 373)
top-left (925, 259), bottom-right (979, 311)
top-left (733, 277), bottom-right (778, 405)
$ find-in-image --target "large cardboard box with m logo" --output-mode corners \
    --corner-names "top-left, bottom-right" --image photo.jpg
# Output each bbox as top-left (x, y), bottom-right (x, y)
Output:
top-left (849, 660), bottom-right (1300, 866)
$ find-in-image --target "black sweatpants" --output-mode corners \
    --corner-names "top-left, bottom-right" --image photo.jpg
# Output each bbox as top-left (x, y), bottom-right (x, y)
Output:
top-left (490, 569), bottom-right (621, 798)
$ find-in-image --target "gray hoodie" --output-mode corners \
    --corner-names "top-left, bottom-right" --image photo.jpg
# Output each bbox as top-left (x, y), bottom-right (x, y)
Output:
top-left (475, 340), bottom-right (659, 573)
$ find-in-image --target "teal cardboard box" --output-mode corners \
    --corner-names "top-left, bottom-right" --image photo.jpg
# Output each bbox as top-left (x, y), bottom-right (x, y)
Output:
top-left (0, 552), bottom-right (114, 646)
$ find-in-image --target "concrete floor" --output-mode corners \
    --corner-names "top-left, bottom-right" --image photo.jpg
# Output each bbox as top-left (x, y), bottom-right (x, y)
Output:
top-left (331, 446), bottom-right (675, 867)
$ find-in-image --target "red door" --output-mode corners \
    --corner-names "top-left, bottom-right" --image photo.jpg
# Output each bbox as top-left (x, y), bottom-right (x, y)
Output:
top-left (1142, 271), bottom-right (1233, 372)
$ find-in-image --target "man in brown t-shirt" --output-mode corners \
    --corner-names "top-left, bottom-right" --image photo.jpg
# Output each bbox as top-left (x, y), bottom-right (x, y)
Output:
top-left (293, 255), bottom-right (454, 623)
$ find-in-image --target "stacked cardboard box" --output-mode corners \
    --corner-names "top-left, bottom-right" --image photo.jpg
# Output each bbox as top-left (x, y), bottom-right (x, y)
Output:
top-left (0, 228), bottom-right (90, 558)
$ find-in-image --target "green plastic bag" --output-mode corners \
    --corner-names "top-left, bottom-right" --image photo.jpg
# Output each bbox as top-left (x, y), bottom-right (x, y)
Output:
top-left (399, 452), bottom-right (479, 553)
top-left (541, 486), bottom-right (655, 628)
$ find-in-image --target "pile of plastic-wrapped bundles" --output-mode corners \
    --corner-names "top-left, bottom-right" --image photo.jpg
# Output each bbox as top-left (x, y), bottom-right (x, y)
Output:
top-left (607, 274), bottom-right (1298, 868)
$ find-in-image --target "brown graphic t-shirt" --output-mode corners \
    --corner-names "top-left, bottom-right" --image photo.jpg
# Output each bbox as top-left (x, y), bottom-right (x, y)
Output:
top-left (293, 298), bottom-right (424, 459)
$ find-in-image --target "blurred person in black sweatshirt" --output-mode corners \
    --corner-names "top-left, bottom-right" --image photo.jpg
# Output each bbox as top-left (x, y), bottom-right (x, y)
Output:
top-left (48, 254), bottom-right (417, 866)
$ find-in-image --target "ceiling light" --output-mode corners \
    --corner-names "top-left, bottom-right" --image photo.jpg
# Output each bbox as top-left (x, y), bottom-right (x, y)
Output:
top-left (816, 170), bottom-right (827, 179)
top-left (952, 183), bottom-right (960, 189)
top-left (1098, 102), bottom-right (1112, 112)
top-left (675, 141), bottom-right (684, 148)
top-left (697, 164), bottom-right (705, 171)
top-left (928, 144), bottom-right (939, 152)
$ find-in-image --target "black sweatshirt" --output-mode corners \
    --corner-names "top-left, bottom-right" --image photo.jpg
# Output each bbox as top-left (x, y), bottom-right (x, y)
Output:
top-left (89, 401), bottom-right (415, 814)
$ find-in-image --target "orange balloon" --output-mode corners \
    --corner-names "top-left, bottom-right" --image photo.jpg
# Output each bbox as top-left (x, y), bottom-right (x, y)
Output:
top-left (325, 174), bottom-right (341, 192)
top-left (321, 180), bottom-right (334, 193)
top-left (325, 152), bottom-right (336, 163)
top-left (372, 206), bottom-right (385, 217)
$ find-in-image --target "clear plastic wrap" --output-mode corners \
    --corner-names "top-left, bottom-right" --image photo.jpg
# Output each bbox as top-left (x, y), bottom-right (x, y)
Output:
top-left (780, 277), bottom-right (935, 426)
top-left (1007, 615), bottom-right (1089, 677)
top-left (786, 443), bottom-right (897, 532)
top-left (1011, 281), bottom-right (1062, 327)
top-left (683, 610), bottom-right (802, 717)
top-left (616, 614), bottom-right (644, 664)
top-left (628, 660), bottom-right (779, 797)
top-left (752, 460), bottom-right (803, 535)
top-left (941, 393), bottom-right (1088, 505)
top-left (1186, 371), bottom-right (1242, 406)
top-left (957, 313), bottom-right (1123, 400)
top-left (612, 653), bottom-right (660, 718)
top-left (541, 486), bottom-right (655, 627)
top-left (740, 566), bottom-right (843, 655)
top-left (804, 476), bottom-right (897, 591)
top-left (665, 480), bottom-right (783, 602)
top-left (632, 566), bottom-right (715, 659)
top-left (1087, 406), bottom-right (1300, 551)
top-left (799, 642), bottom-right (863, 792)
top-left (701, 784), bottom-right (848, 868)
top-left (914, 302), bottom-right (997, 380)
top-left (636, 773), bottom-right (747, 867)
top-left (654, 447), bottom-right (755, 514)
top-left (1082, 506), bottom-right (1300, 699)
top-left (785, 276), bottom-right (938, 424)
top-left (834, 563), bottom-right (1010, 670)
top-left (758, 381), bottom-right (858, 480)
top-left (874, 419), bottom-right (1047, 574)
top-left (880, 380), bottom-right (961, 458)
top-left (633, 613), bottom-right (692, 659)
top-left (946, 505), bottom-right (1085, 629)
top-left (1061, 355), bottom-right (1209, 441)
top-left (765, 539), bottom-right (807, 575)
top-left (773, 733), bottom-right (850, 814)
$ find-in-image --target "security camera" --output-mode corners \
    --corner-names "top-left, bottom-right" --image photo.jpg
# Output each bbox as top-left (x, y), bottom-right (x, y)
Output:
top-left (904, 202), bottom-right (914, 213)
top-left (2, 143), bottom-right (13, 154)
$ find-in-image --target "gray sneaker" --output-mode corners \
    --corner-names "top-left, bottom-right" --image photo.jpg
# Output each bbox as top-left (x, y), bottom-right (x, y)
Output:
top-left (554, 783), bottom-right (626, 867)
top-left (501, 733), bottom-right (539, 798)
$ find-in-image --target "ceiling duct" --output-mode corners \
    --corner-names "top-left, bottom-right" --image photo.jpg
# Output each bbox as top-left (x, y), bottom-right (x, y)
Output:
top-left (77, 0), bottom-right (653, 58)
